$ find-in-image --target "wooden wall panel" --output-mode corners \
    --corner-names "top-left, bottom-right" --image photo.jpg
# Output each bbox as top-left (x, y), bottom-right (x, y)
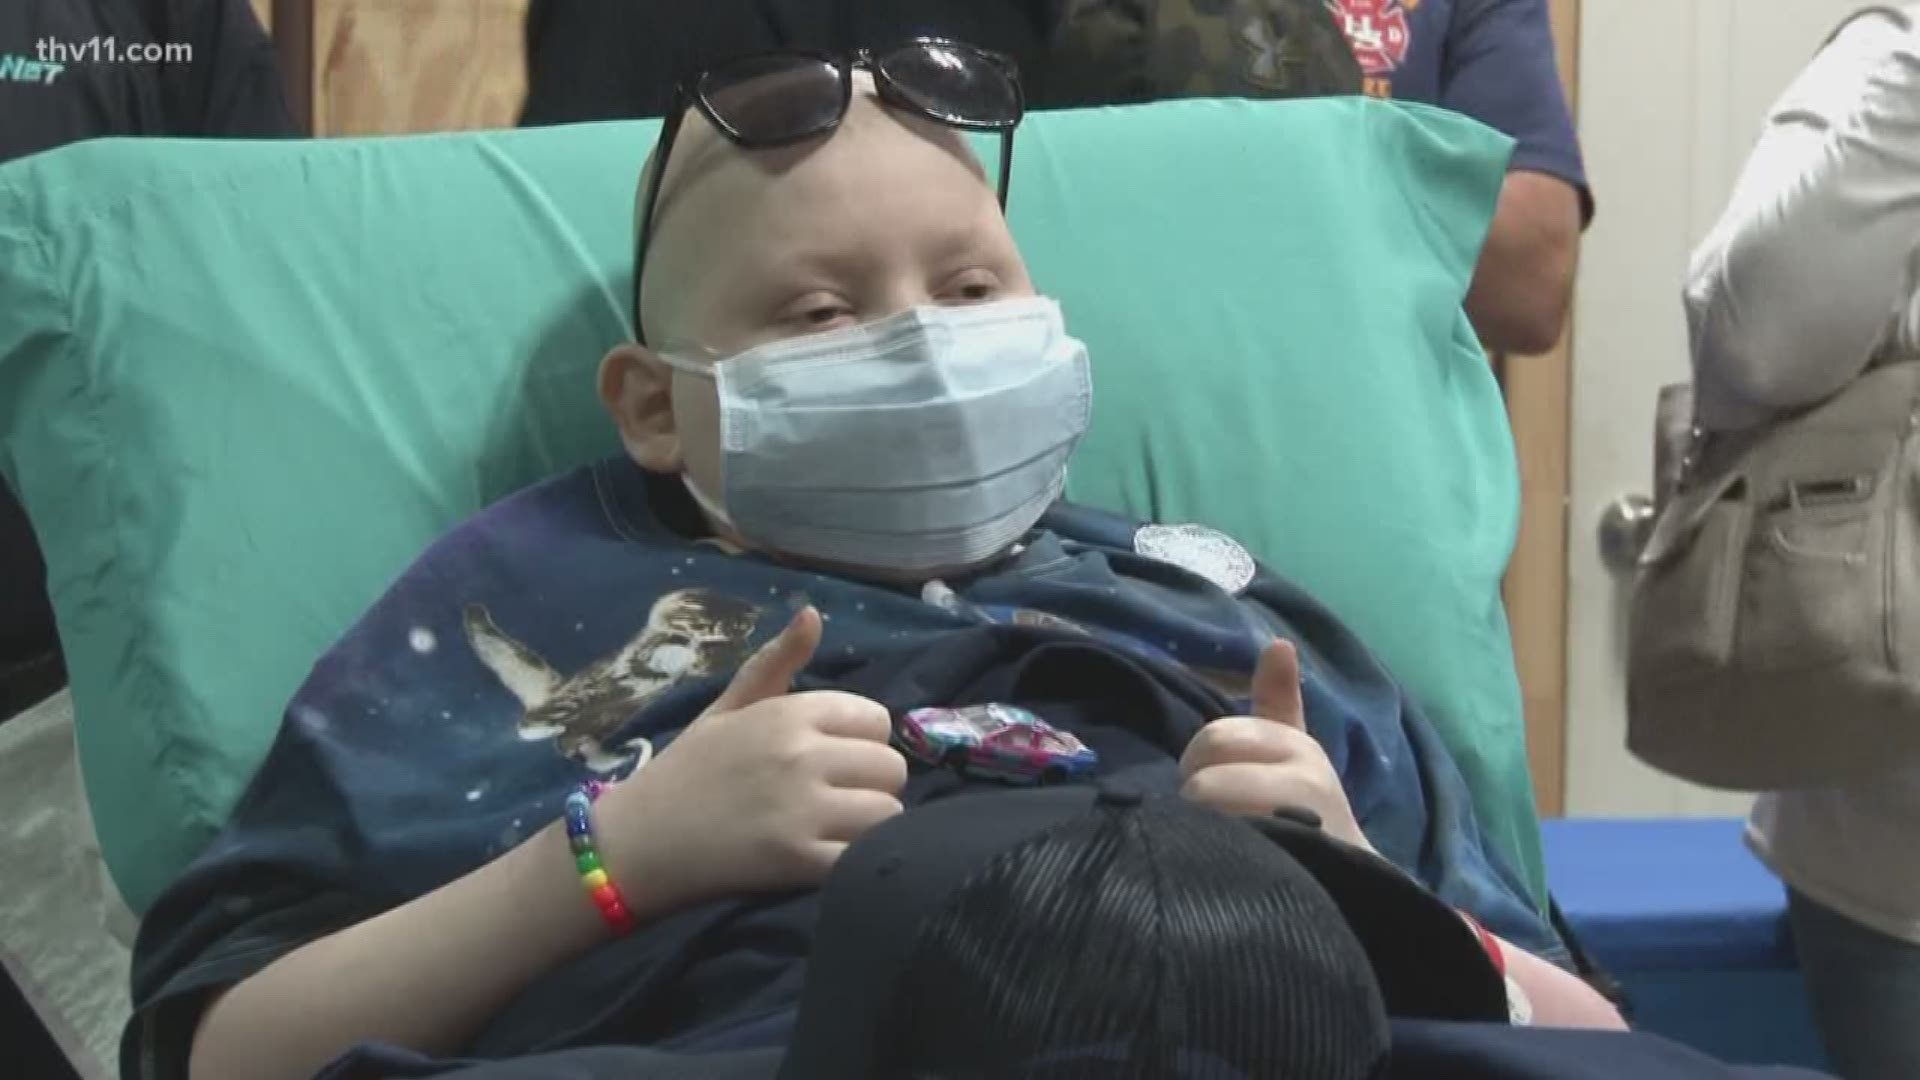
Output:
top-left (1501, 0), bottom-right (1579, 817)
top-left (299, 0), bottom-right (529, 136)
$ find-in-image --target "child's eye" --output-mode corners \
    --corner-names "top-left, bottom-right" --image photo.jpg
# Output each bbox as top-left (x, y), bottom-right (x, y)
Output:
top-left (779, 294), bottom-right (856, 332)
top-left (939, 271), bottom-right (1001, 304)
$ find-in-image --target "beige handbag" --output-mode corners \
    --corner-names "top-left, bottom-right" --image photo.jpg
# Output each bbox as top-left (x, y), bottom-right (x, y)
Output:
top-left (1626, 362), bottom-right (1920, 790)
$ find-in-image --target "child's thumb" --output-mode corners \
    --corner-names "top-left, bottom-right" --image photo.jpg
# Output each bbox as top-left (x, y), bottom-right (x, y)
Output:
top-left (1251, 638), bottom-right (1306, 731)
top-left (706, 606), bottom-right (823, 716)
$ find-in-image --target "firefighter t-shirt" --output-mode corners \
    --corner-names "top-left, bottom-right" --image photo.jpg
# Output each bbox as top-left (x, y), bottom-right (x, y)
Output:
top-left (1327, 0), bottom-right (1589, 217)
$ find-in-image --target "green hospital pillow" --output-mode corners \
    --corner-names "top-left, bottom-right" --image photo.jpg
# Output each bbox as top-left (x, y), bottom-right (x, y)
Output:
top-left (0, 99), bottom-right (1539, 914)
top-left (1038, 104), bottom-right (1539, 903)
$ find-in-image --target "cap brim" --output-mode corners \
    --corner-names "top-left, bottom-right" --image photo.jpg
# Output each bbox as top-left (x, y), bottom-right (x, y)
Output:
top-left (1248, 814), bottom-right (1509, 1022)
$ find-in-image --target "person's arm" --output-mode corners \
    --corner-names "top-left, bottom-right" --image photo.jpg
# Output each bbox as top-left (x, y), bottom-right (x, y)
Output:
top-left (188, 608), bottom-right (904, 1080)
top-left (1179, 641), bottom-right (1625, 1030)
top-left (189, 818), bottom-right (624, 1080)
top-left (1685, 6), bottom-right (1920, 430)
top-left (1484, 928), bottom-right (1628, 1029)
top-left (1441, 0), bottom-right (1591, 356)
top-left (1465, 171), bottom-right (1582, 355)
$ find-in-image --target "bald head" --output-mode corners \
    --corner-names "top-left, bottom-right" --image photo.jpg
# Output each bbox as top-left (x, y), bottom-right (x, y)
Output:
top-left (600, 70), bottom-right (1038, 558)
top-left (633, 71), bottom-right (1029, 354)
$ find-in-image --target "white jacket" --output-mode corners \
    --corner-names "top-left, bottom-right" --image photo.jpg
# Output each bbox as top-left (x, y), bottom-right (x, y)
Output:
top-left (1683, 3), bottom-right (1920, 944)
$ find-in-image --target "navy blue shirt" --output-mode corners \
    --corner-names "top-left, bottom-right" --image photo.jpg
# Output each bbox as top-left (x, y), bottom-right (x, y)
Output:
top-left (124, 458), bottom-right (1556, 1078)
top-left (0, 0), bottom-right (291, 162)
top-left (1329, 0), bottom-right (1590, 217)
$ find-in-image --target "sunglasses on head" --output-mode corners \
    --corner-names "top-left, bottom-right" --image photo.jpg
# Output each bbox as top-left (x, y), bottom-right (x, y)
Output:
top-left (630, 38), bottom-right (1026, 345)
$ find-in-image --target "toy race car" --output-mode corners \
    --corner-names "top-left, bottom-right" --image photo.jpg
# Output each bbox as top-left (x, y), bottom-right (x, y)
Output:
top-left (897, 704), bottom-right (1099, 785)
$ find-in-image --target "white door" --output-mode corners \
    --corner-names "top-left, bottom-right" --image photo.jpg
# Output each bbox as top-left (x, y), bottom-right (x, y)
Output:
top-left (1565, 0), bottom-right (1866, 816)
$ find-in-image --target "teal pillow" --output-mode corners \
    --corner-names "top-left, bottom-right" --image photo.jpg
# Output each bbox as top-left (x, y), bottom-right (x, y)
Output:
top-left (0, 99), bottom-right (1539, 914)
top-left (1036, 105), bottom-right (1539, 903)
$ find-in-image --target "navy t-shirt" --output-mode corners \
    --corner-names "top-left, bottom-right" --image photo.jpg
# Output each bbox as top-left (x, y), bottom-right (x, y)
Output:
top-left (124, 458), bottom-right (1557, 1078)
top-left (1328, 0), bottom-right (1590, 217)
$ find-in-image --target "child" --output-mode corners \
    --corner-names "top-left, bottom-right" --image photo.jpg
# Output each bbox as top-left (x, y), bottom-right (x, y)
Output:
top-left (128, 43), bottom-right (1620, 1080)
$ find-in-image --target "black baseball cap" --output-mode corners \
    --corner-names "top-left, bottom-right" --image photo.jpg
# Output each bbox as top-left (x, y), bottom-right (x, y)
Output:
top-left (776, 780), bottom-right (1510, 1078)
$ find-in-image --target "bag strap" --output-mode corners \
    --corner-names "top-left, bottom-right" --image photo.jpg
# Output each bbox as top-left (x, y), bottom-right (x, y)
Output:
top-left (1646, 360), bottom-right (1920, 566)
top-left (1653, 382), bottom-right (1699, 510)
top-left (1547, 895), bottom-right (1634, 1021)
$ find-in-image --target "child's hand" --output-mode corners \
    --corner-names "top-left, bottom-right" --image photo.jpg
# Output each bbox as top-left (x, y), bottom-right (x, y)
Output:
top-left (599, 607), bottom-right (906, 917)
top-left (1178, 639), bottom-right (1374, 855)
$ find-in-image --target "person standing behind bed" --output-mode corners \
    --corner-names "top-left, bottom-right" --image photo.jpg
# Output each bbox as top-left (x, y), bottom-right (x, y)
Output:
top-left (1337, 0), bottom-right (1590, 357)
top-left (518, 0), bottom-right (1057, 124)
top-left (1044, 0), bottom-right (1592, 358)
top-left (519, 0), bottom-right (1589, 360)
top-left (1684, 6), bottom-right (1920, 1078)
top-left (0, 3), bottom-right (292, 1077)
top-left (0, 0), bottom-right (294, 719)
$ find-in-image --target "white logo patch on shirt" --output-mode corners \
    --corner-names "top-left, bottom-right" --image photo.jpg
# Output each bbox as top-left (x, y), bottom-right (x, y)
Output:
top-left (1133, 524), bottom-right (1256, 596)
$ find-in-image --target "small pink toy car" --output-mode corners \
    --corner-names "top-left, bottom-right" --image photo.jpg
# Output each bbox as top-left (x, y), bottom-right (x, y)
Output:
top-left (897, 704), bottom-right (1099, 784)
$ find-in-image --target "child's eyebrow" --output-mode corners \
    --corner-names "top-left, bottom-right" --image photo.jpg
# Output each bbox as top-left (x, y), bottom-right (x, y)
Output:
top-left (920, 217), bottom-right (1016, 265)
top-left (760, 244), bottom-right (874, 285)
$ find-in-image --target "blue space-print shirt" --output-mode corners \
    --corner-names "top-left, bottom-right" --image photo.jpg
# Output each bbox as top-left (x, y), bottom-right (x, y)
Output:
top-left (124, 457), bottom-right (1558, 1079)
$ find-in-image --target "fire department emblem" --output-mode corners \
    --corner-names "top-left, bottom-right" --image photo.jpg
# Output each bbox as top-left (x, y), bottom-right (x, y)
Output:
top-left (1329, 0), bottom-right (1414, 76)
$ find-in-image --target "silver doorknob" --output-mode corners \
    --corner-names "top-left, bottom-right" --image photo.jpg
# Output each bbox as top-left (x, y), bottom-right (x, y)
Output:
top-left (1599, 495), bottom-right (1657, 573)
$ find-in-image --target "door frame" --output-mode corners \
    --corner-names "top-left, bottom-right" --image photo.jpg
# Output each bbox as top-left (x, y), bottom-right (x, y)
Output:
top-left (1501, 0), bottom-right (1579, 817)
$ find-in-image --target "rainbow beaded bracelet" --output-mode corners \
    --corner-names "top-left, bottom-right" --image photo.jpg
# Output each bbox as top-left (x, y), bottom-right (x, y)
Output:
top-left (564, 780), bottom-right (636, 937)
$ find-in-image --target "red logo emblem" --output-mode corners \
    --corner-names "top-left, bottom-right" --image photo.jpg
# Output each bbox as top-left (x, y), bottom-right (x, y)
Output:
top-left (1330, 0), bottom-right (1414, 76)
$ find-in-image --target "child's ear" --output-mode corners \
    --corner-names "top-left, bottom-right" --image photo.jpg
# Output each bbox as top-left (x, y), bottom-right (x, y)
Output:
top-left (598, 344), bottom-right (682, 473)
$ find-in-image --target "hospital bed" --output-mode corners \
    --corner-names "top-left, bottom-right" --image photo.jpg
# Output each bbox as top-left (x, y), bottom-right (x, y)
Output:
top-left (0, 3), bottom-right (1830, 1076)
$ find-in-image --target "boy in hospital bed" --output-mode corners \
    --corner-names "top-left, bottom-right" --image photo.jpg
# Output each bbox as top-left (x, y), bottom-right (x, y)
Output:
top-left (124, 42), bottom-right (1622, 1080)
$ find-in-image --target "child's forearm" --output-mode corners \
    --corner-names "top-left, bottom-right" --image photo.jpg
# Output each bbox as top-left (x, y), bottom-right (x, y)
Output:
top-left (1497, 935), bottom-right (1629, 1030)
top-left (188, 819), bottom-right (657, 1080)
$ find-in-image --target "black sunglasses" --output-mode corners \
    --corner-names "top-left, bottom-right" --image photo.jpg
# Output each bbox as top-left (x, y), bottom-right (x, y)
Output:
top-left (631, 38), bottom-right (1026, 344)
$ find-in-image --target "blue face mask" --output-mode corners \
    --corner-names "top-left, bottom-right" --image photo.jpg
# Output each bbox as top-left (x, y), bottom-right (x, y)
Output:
top-left (660, 298), bottom-right (1093, 574)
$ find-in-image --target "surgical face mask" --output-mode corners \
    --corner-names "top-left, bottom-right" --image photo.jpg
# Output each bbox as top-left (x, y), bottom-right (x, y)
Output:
top-left (658, 297), bottom-right (1093, 574)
